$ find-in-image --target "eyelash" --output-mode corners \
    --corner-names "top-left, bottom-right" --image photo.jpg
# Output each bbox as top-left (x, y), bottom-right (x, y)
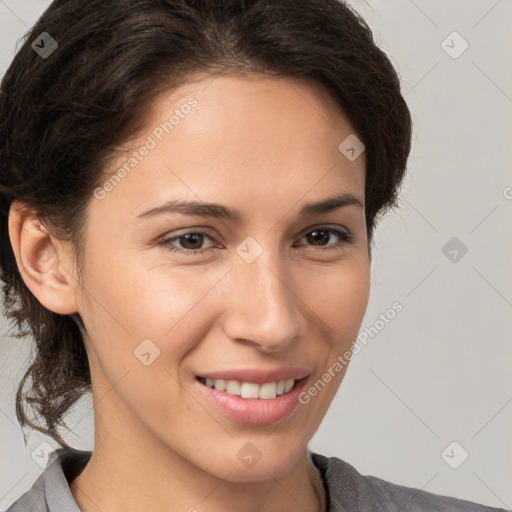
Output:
top-left (158, 227), bottom-right (353, 256)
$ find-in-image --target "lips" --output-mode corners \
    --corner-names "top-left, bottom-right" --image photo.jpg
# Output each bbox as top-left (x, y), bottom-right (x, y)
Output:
top-left (193, 367), bottom-right (310, 424)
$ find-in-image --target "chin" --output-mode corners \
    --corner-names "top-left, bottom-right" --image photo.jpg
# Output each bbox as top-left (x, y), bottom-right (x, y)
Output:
top-left (199, 435), bottom-right (307, 483)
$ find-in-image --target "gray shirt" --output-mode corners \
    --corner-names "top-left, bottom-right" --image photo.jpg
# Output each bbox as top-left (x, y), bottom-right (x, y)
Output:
top-left (5, 447), bottom-right (507, 511)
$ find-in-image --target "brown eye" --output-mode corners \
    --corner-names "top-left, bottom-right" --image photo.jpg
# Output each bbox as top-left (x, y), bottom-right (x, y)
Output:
top-left (159, 231), bottom-right (216, 255)
top-left (298, 227), bottom-right (352, 250)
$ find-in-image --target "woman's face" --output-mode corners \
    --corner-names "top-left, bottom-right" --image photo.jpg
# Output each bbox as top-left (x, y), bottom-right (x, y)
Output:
top-left (74, 73), bottom-right (370, 480)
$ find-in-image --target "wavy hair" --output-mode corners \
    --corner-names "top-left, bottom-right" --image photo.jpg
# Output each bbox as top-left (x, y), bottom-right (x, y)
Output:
top-left (0, 0), bottom-right (412, 446)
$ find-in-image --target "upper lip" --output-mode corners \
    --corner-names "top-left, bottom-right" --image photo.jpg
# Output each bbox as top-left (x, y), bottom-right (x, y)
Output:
top-left (197, 367), bottom-right (311, 385)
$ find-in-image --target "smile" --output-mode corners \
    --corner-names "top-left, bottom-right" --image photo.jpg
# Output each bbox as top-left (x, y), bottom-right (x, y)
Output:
top-left (194, 374), bottom-right (310, 425)
top-left (196, 377), bottom-right (296, 399)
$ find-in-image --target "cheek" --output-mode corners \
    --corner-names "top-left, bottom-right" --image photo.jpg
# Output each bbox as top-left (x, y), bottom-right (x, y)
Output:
top-left (300, 259), bottom-right (370, 341)
top-left (76, 258), bottom-right (198, 431)
top-left (82, 245), bottom-right (225, 342)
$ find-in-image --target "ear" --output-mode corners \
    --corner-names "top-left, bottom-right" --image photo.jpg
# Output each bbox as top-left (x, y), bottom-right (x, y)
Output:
top-left (8, 200), bottom-right (80, 315)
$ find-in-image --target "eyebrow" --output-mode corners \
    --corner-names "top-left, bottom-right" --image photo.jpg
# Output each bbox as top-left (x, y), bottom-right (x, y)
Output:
top-left (135, 192), bottom-right (364, 222)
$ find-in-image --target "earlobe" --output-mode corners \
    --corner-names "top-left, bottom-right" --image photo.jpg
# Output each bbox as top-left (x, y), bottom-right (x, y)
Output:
top-left (8, 201), bottom-right (80, 315)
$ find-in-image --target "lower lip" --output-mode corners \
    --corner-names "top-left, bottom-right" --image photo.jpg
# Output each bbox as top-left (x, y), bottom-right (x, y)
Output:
top-left (194, 377), bottom-right (308, 425)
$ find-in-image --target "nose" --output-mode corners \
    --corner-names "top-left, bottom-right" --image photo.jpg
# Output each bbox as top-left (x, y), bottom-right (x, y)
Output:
top-left (222, 246), bottom-right (304, 353)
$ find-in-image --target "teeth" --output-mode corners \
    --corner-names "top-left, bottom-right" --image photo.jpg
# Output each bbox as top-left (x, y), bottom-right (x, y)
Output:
top-left (225, 380), bottom-right (241, 395)
top-left (214, 379), bottom-right (226, 391)
top-left (202, 378), bottom-right (297, 399)
top-left (258, 382), bottom-right (277, 399)
top-left (240, 382), bottom-right (260, 399)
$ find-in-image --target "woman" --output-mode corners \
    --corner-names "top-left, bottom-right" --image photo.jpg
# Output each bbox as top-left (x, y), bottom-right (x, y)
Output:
top-left (0, 0), bottom-right (505, 510)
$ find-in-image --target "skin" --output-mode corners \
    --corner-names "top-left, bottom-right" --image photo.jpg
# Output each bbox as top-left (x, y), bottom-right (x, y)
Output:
top-left (9, 73), bottom-right (370, 512)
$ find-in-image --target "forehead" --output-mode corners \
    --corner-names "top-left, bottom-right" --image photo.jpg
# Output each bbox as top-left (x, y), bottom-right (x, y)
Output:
top-left (144, 72), bottom-right (352, 138)
top-left (92, 73), bottom-right (365, 225)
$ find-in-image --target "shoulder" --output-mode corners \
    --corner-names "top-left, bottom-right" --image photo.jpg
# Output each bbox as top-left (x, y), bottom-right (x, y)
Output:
top-left (4, 473), bottom-right (47, 512)
top-left (4, 446), bottom-right (91, 512)
top-left (310, 452), bottom-right (507, 512)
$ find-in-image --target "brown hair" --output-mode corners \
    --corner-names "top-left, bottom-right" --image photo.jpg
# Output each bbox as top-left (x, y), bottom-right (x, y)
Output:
top-left (0, 0), bottom-right (412, 446)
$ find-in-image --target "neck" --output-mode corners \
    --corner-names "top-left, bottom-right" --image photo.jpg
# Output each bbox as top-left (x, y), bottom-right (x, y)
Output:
top-left (70, 446), bottom-right (324, 512)
top-left (69, 399), bottom-right (325, 512)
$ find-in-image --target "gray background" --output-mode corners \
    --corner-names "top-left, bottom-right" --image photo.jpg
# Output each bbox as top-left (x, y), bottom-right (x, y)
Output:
top-left (1, 0), bottom-right (511, 509)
